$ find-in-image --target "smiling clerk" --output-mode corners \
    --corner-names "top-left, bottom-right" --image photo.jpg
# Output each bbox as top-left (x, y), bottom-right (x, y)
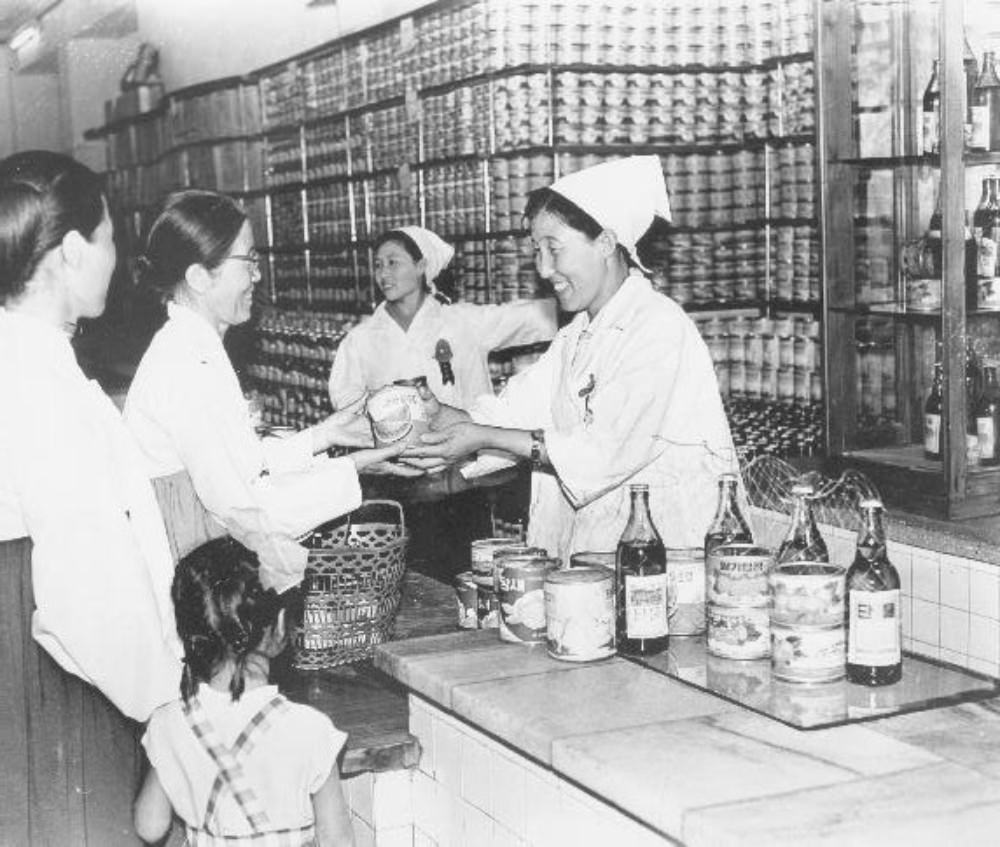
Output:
top-left (328, 225), bottom-right (556, 414)
top-left (403, 156), bottom-right (738, 563)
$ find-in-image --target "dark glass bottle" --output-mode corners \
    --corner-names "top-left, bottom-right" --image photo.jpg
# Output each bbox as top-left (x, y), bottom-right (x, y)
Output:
top-left (971, 51), bottom-right (1000, 152)
top-left (965, 36), bottom-right (980, 140)
top-left (776, 482), bottom-right (829, 564)
top-left (924, 363), bottom-right (943, 460)
top-left (616, 484), bottom-right (668, 657)
top-left (846, 499), bottom-right (902, 686)
top-left (704, 472), bottom-right (753, 560)
top-left (922, 59), bottom-right (940, 155)
top-left (976, 365), bottom-right (1000, 466)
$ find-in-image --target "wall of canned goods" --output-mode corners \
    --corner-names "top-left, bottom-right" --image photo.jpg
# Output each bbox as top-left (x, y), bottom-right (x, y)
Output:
top-left (94, 0), bottom-right (825, 459)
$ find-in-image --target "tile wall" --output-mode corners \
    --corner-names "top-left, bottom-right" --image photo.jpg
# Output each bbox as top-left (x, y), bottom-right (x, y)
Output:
top-left (343, 768), bottom-right (416, 847)
top-left (406, 695), bottom-right (670, 847)
top-left (749, 507), bottom-right (1000, 679)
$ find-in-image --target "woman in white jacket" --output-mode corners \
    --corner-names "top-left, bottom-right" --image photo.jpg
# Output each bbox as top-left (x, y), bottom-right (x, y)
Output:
top-left (125, 190), bottom-right (406, 592)
top-left (403, 157), bottom-right (738, 563)
top-left (329, 225), bottom-right (556, 414)
top-left (0, 150), bottom-right (181, 722)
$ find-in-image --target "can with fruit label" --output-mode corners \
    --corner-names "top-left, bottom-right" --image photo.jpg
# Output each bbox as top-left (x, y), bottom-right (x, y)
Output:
top-left (544, 567), bottom-right (614, 661)
top-left (366, 382), bottom-right (429, 447)
top-left (496, 555), bottom-right (558, 644)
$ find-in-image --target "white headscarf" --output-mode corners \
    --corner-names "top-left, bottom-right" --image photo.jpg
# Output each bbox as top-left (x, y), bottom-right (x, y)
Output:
top-left (547, 155), bottom-right (672, 272)
top-left (397, 225), bottom-right (455, 293)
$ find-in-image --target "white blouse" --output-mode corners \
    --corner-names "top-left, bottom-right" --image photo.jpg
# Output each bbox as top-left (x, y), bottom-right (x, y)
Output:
top-left (329, 296), bottom-right (557, 412)
top-left (0, 309), bottom-right (182, 722)
top-left (125, 303), bottom-right (362, 590)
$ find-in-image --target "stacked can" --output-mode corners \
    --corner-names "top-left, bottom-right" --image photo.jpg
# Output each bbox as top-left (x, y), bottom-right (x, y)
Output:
top-left (705, 543), bottom-right (774, 659)
top-left (495, 552), bottom-right (558, 645)
top-left (769, 562), bottom-right (847, 683)
top-left (454, 538), bottom-right (531, 631)
top-left (666, 547), bottom-right (707, 636)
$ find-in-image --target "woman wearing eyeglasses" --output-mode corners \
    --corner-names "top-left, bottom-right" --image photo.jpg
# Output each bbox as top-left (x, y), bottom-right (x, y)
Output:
top-left (125, 190), bottom-right (409, 592)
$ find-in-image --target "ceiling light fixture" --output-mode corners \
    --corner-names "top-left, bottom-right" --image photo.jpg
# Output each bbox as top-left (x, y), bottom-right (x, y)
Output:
top-left (10, 21), bottom-right (41, 52)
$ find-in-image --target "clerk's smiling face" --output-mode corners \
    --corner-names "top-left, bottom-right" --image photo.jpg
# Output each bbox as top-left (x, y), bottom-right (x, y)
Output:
top-left (530, 210), bottom-right (616, 317)
top-left (375, 240), bottom-right (425, 303)
top-left (205, 220), bottom-right (259, 329)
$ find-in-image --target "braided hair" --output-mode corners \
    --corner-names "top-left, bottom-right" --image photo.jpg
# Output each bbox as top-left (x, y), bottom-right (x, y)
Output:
top-left (172, 537), bottom-right (284, 702)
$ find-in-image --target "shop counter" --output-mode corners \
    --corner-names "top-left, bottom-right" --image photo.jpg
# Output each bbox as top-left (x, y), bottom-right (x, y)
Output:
top-left (374, 630), bottom-right (1000, 846)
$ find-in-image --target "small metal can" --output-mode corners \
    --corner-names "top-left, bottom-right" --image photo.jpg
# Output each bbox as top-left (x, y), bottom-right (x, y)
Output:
top-left (771, 622), bottom-right (846, 684)
top-left (666, 547), bottom-right (706, 636)
top-left (706, 544), bottom-right (773, 608)
top-left (470, 537), bottom-right (524, 576)
top-left (769, 562), bottom-right (846, 628)
top-left (454, 571), bottom-right (478, 630)
top-left (366, 383), bottom-right (429, 447)
top-left (496, 555), bottom-right (558, 644)
top-left (474, 574), bottom-right (499, 629)
top-left (707, 604), bottom-right (770, 659)
top-left (544, 567), bottom-right (614, 662)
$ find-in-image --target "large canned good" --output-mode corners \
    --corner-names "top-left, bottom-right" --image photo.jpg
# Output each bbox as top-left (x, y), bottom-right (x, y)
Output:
top-left (769, 562), bottom-right (846, 627)
top-left (366, 382), bottom-right (428, 447)
top-left (707, 603), bottom-right (770, 659)
top-left (771, 622), bottom-right (845, 684)
top-left (496, 555), bottom-right (558, 644)
top-left (470, 537), bottom-right (524, 576)
top-left (666, 547), bottom-right (706, 636)
top-left (544, 567), bottom-right (615, 662)
top-left (706, 544), bottom-right (773, 608)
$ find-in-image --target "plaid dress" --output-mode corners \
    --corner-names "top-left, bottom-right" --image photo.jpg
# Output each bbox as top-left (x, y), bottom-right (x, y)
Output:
top-left (181, 694), bottom-right (317, 847)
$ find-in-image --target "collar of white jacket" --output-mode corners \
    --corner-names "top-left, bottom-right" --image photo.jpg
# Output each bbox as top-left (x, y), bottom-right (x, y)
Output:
top-left (548, 155), bottom-right (672, 272)
top-left (397, 225), bottom-right (455, 293)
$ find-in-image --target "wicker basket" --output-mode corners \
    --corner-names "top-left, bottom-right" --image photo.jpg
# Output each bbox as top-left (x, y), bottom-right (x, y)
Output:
top-left (293, 499), bottom-right (408, 670)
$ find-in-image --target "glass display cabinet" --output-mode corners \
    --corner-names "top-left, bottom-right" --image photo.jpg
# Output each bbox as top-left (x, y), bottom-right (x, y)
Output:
top-left (819, 0), bottom-right (1000, 518)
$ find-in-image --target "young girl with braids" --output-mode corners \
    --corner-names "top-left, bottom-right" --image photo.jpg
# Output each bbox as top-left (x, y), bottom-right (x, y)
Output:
top-left (134, 537), bottom-right (355, 846)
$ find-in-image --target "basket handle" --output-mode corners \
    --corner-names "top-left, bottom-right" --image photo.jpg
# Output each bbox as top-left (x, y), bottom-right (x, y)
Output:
top-left (346, 499), bottom-right (406, 533)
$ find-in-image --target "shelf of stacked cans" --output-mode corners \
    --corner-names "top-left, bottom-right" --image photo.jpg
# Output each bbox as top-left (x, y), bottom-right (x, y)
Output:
top-left (450, 240), bottom-right (491, 303)
top-left (263, 131), bottom-right (304, 189)
top-left (422, 160), bottom-right (487, 236)
top-left (304, 120), bottom-right (352, 181)
top-left (420, 82), bottom-right (490, 161)
top-left (268, 190), bottom-right (305, 246)
top-left (853, 316), bottom-right (901, 449)
top-left (491, 153), bottom-right (555, 233)
top-left (305, 182), bottom-right (354, 246)
top-left (269, 252), bottom-right (309, 309)
top-left (488, 235), bottom-right (542, 302)
top-left (727, 397), bottom-right (826, 463)
top-left (364, 24), bottom-right (406, 103)
top-left (258, 62), bottom-right (305, 131)
top-left (492, 72), bottom-right (551, 152)
top-left (404, 0), bottom-right (487, 88)
top-left (309, 251), bottom-right (367, 312)
top-left (364, 170), bottom-right (419, 236)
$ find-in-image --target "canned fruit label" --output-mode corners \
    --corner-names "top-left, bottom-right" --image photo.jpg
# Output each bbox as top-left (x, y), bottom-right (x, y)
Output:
top-left (770, 563), bottom-right (846, 627)
top-left (706, 545), bottom-right (772, 607)
top-left (707, 604), bottom-right (770, 659)
top-left (848, 589), bottom-right (901, 667)
top-left (367, 385), bottom-right (428, 446)
top-left (545, 569), bottom-right (614, 661)
top-left (624, 573), bottom-right (668, 639)
top-left (497, 558), bottom-right (556, 643)
top-left (771, 623), bottom-right (846, 683)
top-left (667, 551), bottom-right (706, 636)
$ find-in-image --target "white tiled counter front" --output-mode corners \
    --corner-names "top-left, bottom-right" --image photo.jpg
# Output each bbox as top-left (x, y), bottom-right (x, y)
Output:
top-left (375, 630), bottom-right (1000, 847)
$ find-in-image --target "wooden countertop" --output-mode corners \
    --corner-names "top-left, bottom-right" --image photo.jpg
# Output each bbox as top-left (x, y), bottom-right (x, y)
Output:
top-left (278, 569), bottom-right (458, 775)
top-left (375, 630), bottom-right (1000, 846)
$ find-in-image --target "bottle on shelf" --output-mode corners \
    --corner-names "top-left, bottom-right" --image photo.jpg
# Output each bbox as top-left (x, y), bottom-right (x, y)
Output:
top-left (776, 482), bottom-right (829, 564)
top-left (846, 499), bottom-right (902, 686)
top-left (924, 362), bottom-right (943, 461)
top-left (965, 210), bottom-right (979, 313)
top-left (704, 472), bottom-right (753, 560)
top-left (974, 177), bottom-right (1000, 310)
top-left (970, 51), bottom-right (1000, 152)
top-left (965, 35), bottom-right (980, 143)
top-left (921, 59), bottom-right (940, 155)
top-left (975, 364), bottom-right (1000, 467)
top-left (616, 483), bottom-right (669, 657)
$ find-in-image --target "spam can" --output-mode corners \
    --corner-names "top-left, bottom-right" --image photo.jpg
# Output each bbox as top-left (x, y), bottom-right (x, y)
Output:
top-left (707, 603), bottom-right (771, 659)
top-left (706, 543), bottom-right (773, 607)
top-left (544, 567), bottom-right (615, 662)
top-left (496, 555), bottom-right (558, 644)
top-left (454, 571), bottom-right (478, 629)
top-left (470, 537), bottom-right (525, 576)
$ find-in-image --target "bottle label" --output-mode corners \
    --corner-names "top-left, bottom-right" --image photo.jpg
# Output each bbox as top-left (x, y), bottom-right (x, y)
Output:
top-left (848, 589), bottom-right (901, 667)
top-left (977, 237), bottom-right (998, 278)
top-left (924, 413), bottom-right (941, 454)
top-left (922, 110), bottom-right (938, 154)
top-left (971, 104), bottom-right (990, 149)
top-left (978, 417), bottom-right (996, 459)
top-left (625, 573), bottom-right (668, 639)
top-left (668, 557), bottom-right (704, 606)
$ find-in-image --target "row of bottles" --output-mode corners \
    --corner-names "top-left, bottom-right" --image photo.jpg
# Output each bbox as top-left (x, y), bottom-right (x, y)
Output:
top-left (924, 357), bottom-right (1000, 466)
top-left (921, 44), bottom-right (1000, 154)
top-left (615, 476), bottom-right (902, 687)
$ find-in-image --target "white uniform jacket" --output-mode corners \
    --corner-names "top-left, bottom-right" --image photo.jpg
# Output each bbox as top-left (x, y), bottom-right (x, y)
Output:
top-left (328, 296), bottom-right (557, 412)
top-left (466, 274), bottom-right (738, 562)
top-left (125, 304), bottom-right (362, 588)
top-left (0, 309), bottom-right (182, 722)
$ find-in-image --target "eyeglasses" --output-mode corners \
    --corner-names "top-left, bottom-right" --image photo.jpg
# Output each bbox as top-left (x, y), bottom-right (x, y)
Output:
top-left (225, 250), bottom-right (261, 272)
